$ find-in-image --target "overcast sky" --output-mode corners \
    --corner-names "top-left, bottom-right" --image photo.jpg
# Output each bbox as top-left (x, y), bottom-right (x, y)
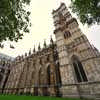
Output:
top-left (0, 0), bottom-right (100, 57)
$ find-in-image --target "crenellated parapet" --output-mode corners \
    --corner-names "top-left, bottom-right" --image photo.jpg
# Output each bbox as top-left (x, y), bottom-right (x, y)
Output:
top-left (13, 37), bottom-right (56, 64)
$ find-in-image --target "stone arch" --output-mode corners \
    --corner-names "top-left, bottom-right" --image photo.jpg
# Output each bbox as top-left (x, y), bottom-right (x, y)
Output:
top-left (55, 62), bottom-right (62, 86)
top-left (0, 74), bottom-right (3, 84)
top-left (71, 55), bottom-right (88, 82)
top-left (47, 63), bottom-right (56, 86)
top-left (47, 65), bottom-right (50, 86)
top-left (38, 65), bottom-right (49, 96)
top-left (39, 67), bottom-right (43, 85)
top-left (69, 51), bottom-right (81, 61)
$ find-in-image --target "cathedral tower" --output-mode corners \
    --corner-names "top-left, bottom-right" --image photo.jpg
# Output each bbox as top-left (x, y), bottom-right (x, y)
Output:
top-left (1, 2), bottom-right (100, 100)
top-left (52, 3), bottom-right (100, 98)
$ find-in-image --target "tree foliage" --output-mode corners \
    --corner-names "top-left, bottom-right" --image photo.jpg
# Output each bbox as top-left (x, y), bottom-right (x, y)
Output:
top-left (70, 0), bottom-right (100, 26)
top-left (0, 0), bottom-right (31, 44)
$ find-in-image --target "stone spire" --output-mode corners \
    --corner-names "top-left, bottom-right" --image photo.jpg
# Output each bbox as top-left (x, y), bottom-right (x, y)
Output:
top-left (44, 40), bottom-right (47, 48)
top-left (17, 55), bottom-right (20, 61)
top-left (29, 49), bottom-right (31, 55)
top-left (21, 55), bottom-right (23, 60)
top-left (50, 35), bottom-right (54, 44)
top-left (19, 56), bottom-right (21, 61)
top-left (25, 52), bottom-right (27, 57)
top-left (38, 43), bottom-right (41, 51)
top-left (33, 45), bottom-right (36, 53)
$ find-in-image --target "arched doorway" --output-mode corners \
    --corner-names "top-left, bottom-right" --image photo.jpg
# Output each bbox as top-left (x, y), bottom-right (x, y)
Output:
top-left (39, 67), bottom-right (48, 96)
top-left (47, 64), bottom-right (56, 86)
top-left (72, 55), bottom-right (88, 82)
top-left (47, 64), bottom-right (59, 96)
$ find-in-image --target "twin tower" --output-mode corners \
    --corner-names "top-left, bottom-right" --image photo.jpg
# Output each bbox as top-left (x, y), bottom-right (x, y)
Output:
top-left (1, 3), bottom-right (100, 99)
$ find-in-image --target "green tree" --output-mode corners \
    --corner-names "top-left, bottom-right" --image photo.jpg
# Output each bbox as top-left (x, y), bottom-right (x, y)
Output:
top-left (0, 0), bottom-right (31, 44)
top-left (70, 0), bottom-right (100, 25)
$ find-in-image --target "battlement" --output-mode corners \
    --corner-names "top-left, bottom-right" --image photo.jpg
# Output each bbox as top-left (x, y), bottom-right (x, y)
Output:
top-left (52, 3), bottom-right (67, 14)
top-left (14, 42), bottom-right (57, 63)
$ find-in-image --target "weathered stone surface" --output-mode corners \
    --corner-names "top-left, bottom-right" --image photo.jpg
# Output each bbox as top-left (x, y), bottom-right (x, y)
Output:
top-left (0, 3), bottom-right (100, 100)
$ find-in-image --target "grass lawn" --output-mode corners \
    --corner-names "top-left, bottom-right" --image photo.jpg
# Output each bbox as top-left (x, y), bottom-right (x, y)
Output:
top-left (0, 95), bottom-right (83, 100)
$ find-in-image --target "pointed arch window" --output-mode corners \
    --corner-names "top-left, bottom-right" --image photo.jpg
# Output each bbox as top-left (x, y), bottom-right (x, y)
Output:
top-left (47, 65), bottom-right (50, 85)
top-left (72, 56), bottom-right (88, 82)
top-left (64, 31), bottom-right (71, 39)
top-left (0, 74), bottom-right (3, 83)
top-left (55, 63), bottom-right (62, 86)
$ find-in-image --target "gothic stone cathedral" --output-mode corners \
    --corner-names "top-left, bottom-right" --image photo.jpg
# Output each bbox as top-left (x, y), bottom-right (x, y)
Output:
top-left (0, 3), bottom-right (100, 99)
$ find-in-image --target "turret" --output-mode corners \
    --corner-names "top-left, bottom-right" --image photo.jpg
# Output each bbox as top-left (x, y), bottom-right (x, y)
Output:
top-left (25, 52), bottom-right (27, 57)
top-left (44, 40), bottom-right (47, 48)
top-left (33, 45), bottom-right (36, 53)
top-left (29, 49), bottom-right (31, 55)
top-left (50, 35), bottom-right (54, 45)
top-left (38, 43), bottom-right (41, 51)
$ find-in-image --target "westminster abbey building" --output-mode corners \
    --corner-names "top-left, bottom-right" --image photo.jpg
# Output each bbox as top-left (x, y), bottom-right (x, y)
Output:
top-left (0, 3), bottom-right (100, 99)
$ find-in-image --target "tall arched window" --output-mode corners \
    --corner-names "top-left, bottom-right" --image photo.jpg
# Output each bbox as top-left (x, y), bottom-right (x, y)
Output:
top-left (39, 68), bottom-right (42, 85)
top-left (47, 65), bottom-right (50, 85)
top-left (0, 74), bottom-right (3, 84)
top-left (55, 63), bottom-right (62, 86)
top-left (72, 55), bottom-right (88, 82)
top-left (64, 31), bottom-right (71, 39)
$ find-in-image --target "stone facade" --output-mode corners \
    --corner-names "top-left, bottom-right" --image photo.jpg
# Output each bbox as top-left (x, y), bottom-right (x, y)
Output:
top-left (0, 3), bottom-right (100, 99)
top-left (0, 53), bottom-right (13, 93)
top-left (52, 3), bottom-right (100, 99)
top-left (3, 45), bottom-right (60, 96)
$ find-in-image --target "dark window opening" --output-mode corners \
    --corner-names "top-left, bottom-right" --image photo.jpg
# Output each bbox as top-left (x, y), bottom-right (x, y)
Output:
top-left (53, 51), bottom-right (59, 61)
top-left (55, 63), bottom-right (62, 86)
top-left (39, 68), bottom-right (42, 85)
top-left (39, 59), bottom-right (42, 65)
top-left (73, 62), bottom-right (82, 82)
top-left (72, 56), bottom-right (88, 82)
top-left (78, 61), bottom-right (88, 82)
top-left (64, 31), bottom-right (71, 39)
top-left (47, 56), bottom-right (50, 62)
top-left (47, 65), bottom-right (50, 86)
top-left (0, 74), bottom-right (3, 83)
